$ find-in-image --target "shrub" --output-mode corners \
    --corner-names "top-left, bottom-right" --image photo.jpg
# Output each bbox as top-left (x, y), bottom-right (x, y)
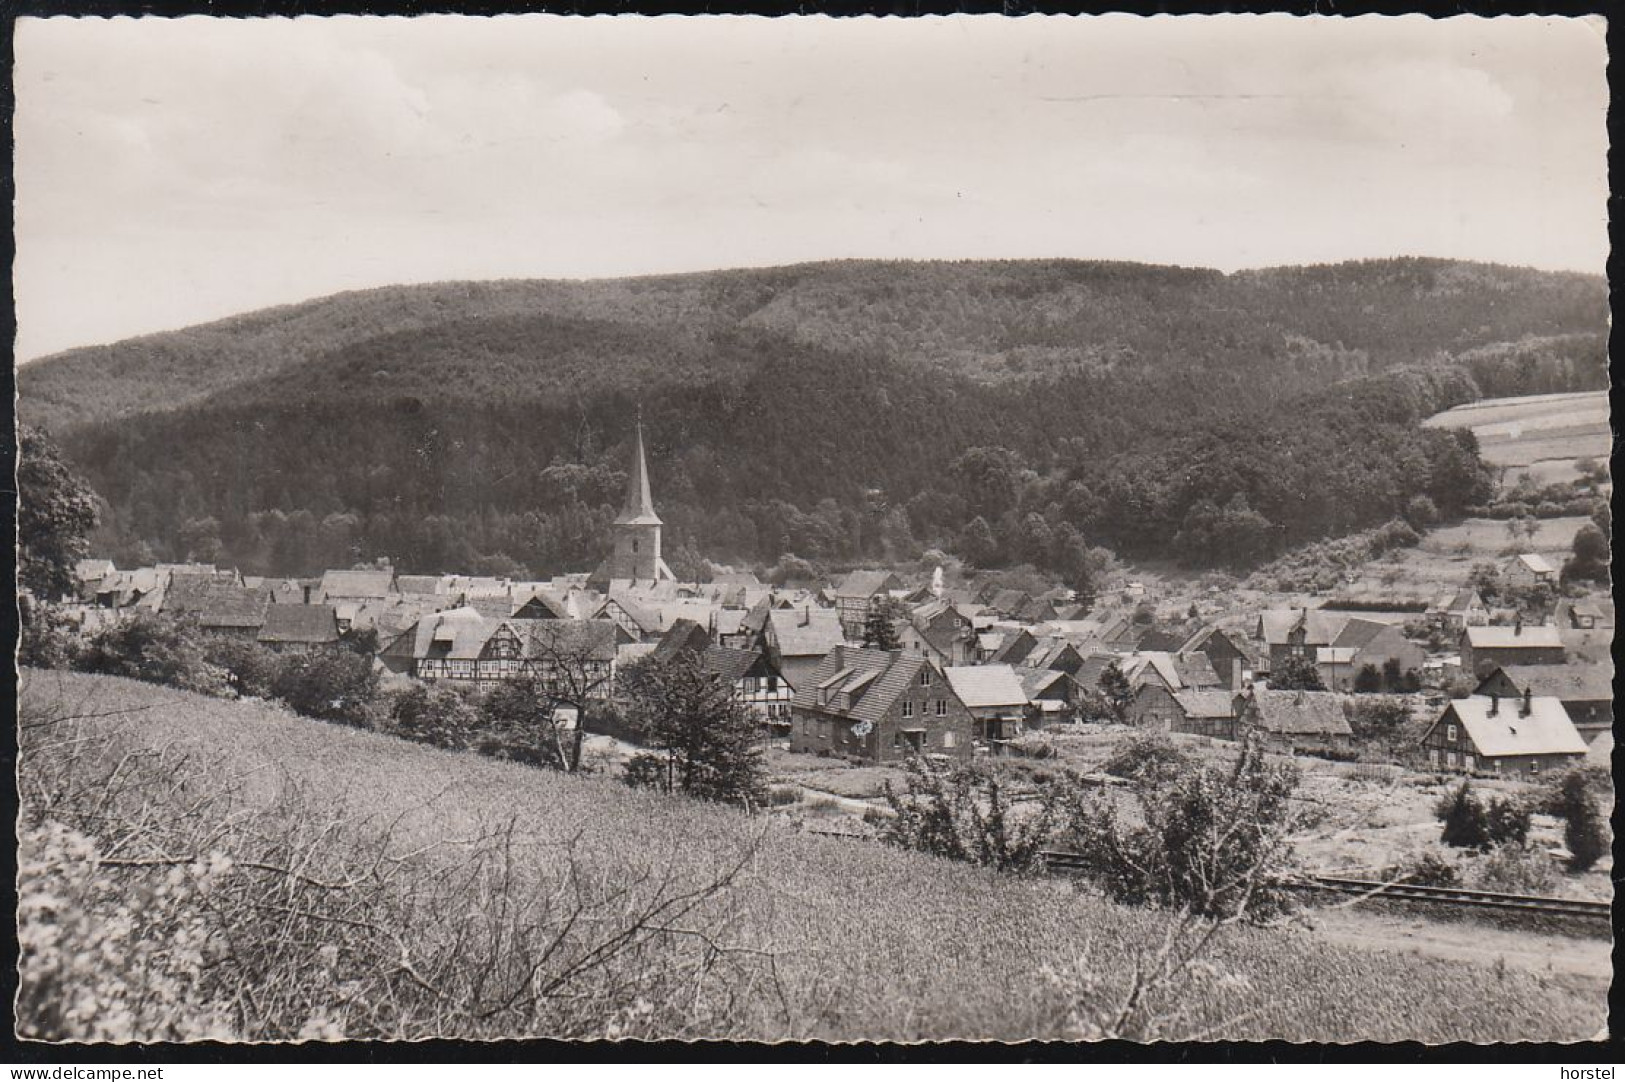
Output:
top-left (1435, 781), bottom-right (1529, 850)
top-left (1103, 731), bottom-right (1192, 784)
top-left (204, 638), bottom-right (283, 700)
top-left (268, 650), bottom-right (378, 726)
top-left (765, 786), bottom-right (799, 808)
top-left (78, 613), bottom-right (226, 697)
top-left (477, 677), bottom-right (584, 771)
top-left (1059, 741), bottom-right (1308, 921)
top-left (622, 752), bottom-right (671, 790)
top-left (1268, 656), bottom-right (1325, 692)
top-left (1483, 797), bottom-right (1532, 848)
top-left (1546, 769), bottom-right (1609, 872)
top-left (1347, 697), bottom-right (1410, 740)
top-left (1472, 845), bottom-right (1557, 895)
top-left (19, 598), bottom-right (83, 670)
top-left (1435, 781), bottom-right (1490, 850)
top-left (882, 757), bottom-right (1058, 874)
top-left (1381, 852), bottom-right (1459, 888)
top-left (387, 682), bottom-right (481, 750)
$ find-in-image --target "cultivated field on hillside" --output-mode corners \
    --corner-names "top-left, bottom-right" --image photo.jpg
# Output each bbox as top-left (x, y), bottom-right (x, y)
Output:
top-left (17, 670), bottom-right (1609, 1043)
top-left (1424, 390), bottom-right (1611, 486)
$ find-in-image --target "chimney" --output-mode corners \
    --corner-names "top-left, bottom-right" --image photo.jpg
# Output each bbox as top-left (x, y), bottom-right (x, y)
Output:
top-left (831, 644), bottom-right (845, 669)
top-left (1520, 687), bottom-right (1532, 718)
top-left (1489, 693), bottom-right (1498, 717)
top-left (1514, 614), bottom-right (1523, 636)
top-left (302, 583), bottom-right (313, 604)
top-left (1230, 657), bottom-right (1243, 693)
top-left (801, 605), bottom-right (811, 627)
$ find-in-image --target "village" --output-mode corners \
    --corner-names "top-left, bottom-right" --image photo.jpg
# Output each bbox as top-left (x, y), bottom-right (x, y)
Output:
top-left (47, 415), bottom-right (1613, 903)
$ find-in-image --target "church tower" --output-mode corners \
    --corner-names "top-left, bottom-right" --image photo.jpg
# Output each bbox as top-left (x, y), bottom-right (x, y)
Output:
top-left (589, 416), bottom-right (675, 588)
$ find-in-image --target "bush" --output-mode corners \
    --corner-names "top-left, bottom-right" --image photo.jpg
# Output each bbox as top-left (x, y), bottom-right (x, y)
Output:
top-left (204, 638), bottom-right (283, 700)
top-left (622, 752), bottom-right (671, 790)
top-left (1436, 781), bottom-right (1489, 849)
top-left (477, 676), bottom-right (583, 771)
top-left (19, 598), bottom-right (83, 670)
top-left (1381, 852), bottom-right (1459, 888)
top-left (1103, 731), bottom-right (1192, 784)
top-left (269, 650), bottom-right (378, 726)
top-left (1472, 845), bottom-right (1557, 895)
top-left (1060, 742), bottom-right (1308, 922)
top-left (78, 613), bottom-right (227, 697)
top-left (1546, 769), bottom-right (1609, 872)
top-left (765, 786), bottom-right (799, 808)
top-left (1347, 697), bottom-right (1410, 740)
top-left (1435, 781), bottom-right (1529, 850)
top-left (387, 683), bottom-right (481, 750)
top-left (882, 757), bottom-right (1058, 874)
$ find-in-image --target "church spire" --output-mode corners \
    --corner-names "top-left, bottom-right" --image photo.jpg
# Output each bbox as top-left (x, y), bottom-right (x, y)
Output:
top-left (615, 409), bottom-right (661, 526)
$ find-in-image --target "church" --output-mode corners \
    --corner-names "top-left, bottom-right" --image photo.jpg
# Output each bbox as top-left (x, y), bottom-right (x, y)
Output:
top-left (586, 419), bottom-right (677, 591)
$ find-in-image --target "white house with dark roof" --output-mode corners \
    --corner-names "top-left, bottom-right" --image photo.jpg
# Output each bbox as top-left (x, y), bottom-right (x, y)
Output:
top-left (1459, 623), bottom-right (1566, 675)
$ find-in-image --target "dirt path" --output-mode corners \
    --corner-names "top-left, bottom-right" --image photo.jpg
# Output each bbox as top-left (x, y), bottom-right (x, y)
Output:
top-left (1303, 906), bottom-right (1612, 979)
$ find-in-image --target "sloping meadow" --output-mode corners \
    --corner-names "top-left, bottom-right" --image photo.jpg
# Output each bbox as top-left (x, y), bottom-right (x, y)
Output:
top-left (17, 670), bottom-right (1608, 1044)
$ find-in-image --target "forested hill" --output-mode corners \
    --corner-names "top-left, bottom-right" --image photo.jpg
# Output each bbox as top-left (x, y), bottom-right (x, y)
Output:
top-left (22, 256), bottom-right (1606, 435)
top-left (22, 256), bottom-right (1609, 580)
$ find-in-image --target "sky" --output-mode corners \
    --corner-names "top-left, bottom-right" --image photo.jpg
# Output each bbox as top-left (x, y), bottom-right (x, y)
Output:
top-left (12, 14), bottom-right (1610, 362)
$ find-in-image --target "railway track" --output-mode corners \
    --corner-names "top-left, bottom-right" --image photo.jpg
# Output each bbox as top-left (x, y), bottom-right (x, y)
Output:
top-left (1039, 851), bottom-right (1612, 922)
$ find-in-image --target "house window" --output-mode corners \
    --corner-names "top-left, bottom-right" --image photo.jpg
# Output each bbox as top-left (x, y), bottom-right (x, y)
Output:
top-left (943, 732), bottom-right (957, 749)
top-left (920, 670), bottom-right (932, 686)
top-left (1446, 724), bottom-right (1457, 742)
top-left (1529, 760), bottom-right (1539, 775)
top-left (936, 700), bottom-right (947, 717)
top-left (1464, 755), bottom-right (1475, 773)
top-left (767, 676), bottom-right (778, 693)
top-left (1493, 759), bottom-right (1501, 772)
top-left (1446, 750), bottom-right (1457, 767)
top-left (632, 540), bottom-right (639, 553)
top-left (892, 732), bottom-right (901, 748)
top-left (901, 700), bottom-right (913, 718)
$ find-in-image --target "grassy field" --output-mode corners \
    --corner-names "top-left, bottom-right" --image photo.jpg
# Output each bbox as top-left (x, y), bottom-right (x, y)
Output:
top-left (17, 670), bottom-right (1610, 1043)
top-left (1424, 390), bottom-right (1611, 486)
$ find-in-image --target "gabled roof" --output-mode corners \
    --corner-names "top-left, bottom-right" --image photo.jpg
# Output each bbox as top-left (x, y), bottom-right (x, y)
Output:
top-left (395, 575), bottom-right (446, 595)
top-left (834, 570), bottom-right (901, 599)
top-left (1332, 617), bottom-right (1393, 651)
top-left (75, 558), bottom-right (115, 581)
top-left (162, 578), bottom-right (271, 628)
top-left (258, 604), bottom-right (341, 644)
top-left (791, 645), bottom-right (934, 725)
top-left (1464, 625), bottom-right (1565, 650)
top-left (467, 595), bottom-right (518, 619)
top-left (514, 590), bottom-right (573, 620)
top-left (989, 628), bottom-right (1038, 666)
top-left (522, 618), bottom-right (624, 662)
top-left (700, 645), bottom-right (772, 684)
top-left (395, 606), bottom-right (491, 660)
top-left (1172, 690), bottom-right (1238, 719)
top-left (1172, 651), bottom-right (1224, 689)
top-left (1484, 662), bottom-right (1613, 702)
top-left (943, 664), bottom-right (1029, 710)
top-left (1257, 609), bottom-right (1342, 647)
top-left (1122, 651), bottom-right (1184, 690)
top-left (1245, 689), bottom-right (1352, 737)
top-left (1428, 587), bottom-right (1485, 614)
top-left (767, 607), bottom-right (847, 657)
top-left (319, 568), bottom-right (396, 600)
top-left (651, 618), bottom-right (713, 664)
top-left (1445, 695), bottom-right (1585, 757)
top-left (988, 588), bottom-right (1033, 616)
top-left (1020, 668), bottom-right (1069, 699)
top-left (1513, 553), bottom-right (1556, 575)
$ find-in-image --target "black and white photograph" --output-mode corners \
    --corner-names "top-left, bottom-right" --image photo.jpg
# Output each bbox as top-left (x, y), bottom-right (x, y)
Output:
top-left (10, 12), bottom-right (1612, 1048)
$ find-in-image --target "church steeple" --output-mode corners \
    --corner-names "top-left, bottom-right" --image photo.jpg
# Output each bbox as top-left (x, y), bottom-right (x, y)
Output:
top-left (587, 410), bottom-right (675, 589)
top-left (615, 413), bottom-right (661, 527)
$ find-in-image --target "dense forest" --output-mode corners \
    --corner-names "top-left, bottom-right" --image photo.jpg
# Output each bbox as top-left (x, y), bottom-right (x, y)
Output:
top-left (23, 257), bottom-right (1607, 580)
